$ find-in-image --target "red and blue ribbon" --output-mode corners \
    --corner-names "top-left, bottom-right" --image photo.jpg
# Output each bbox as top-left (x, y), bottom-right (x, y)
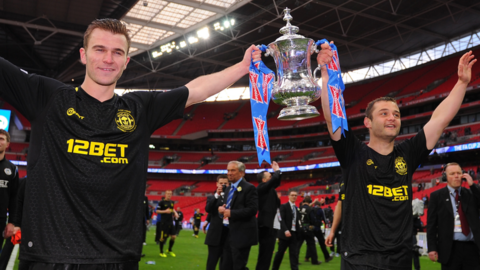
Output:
top-left (316, 39), bottom-right (348, 135)
top-left (249, 53), bottom-right (274, 166)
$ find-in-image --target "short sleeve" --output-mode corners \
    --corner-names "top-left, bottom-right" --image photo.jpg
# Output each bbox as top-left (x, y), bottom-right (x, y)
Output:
top-left (397, 128), bottom-right (430, 172)
top-left (330, 129), bottom-right (363, 168)
top-left (125, 87), bottom-right (189, 134)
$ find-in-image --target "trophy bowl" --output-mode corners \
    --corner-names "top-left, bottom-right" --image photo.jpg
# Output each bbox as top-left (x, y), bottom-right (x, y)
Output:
top-left (262, 8), bottom-right (322, 121)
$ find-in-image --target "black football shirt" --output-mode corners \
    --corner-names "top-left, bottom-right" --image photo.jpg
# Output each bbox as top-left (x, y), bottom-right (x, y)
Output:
top-left (0, 57), bottom-right (188, 263)
top-left (0, 158), bottom-right (19, 220)
top-left (157, 199), bottom-right (175, 225)
top-left (332, 128), bottom-right (430, 270)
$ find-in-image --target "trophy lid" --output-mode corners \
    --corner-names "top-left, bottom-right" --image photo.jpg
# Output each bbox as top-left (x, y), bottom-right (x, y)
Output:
top-left (275, 7), bottom-right (305, 41)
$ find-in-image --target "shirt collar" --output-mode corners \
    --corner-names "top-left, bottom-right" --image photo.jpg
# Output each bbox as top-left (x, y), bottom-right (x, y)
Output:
top-left (231, 178), bottom-right (243, 189)
top-left (447, 185), bottom-right (462, 195)
top-left (289, 201), bottom-right (296, 208)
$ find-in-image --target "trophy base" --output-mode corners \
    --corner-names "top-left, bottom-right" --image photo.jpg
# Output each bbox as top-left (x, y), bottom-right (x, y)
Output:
top-left (277, 105), bottom-right (320, 121)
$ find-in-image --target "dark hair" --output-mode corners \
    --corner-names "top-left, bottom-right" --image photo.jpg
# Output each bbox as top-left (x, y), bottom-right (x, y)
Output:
top-left (217, 174), bottom-right (228, 181)
top-left (314, 201), bottom-right (321, 206)
top-left (0, 129), bottom-right (10, 143)
top-left (289, 190), bottom-right (298, 195)
top-left (84, 19), bottom-right (131, 52)
top-left (365, 97), bottom-right (397, 120)
top-left (303, 196), bottom-right (312, 203)
top-left (257, 171), bottom-right (266, 183)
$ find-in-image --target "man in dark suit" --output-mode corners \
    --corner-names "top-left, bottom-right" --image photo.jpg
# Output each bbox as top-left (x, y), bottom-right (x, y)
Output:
top-left (272, 190), bottom-right (300, 270)
top-left (255, 161), bottom-right (282, 270)
top-left (427, 162), bottom-right (480, 269)
top-left (205, 175), bottom-right (229, 270)
top-left (218, 161), bottom-right (258, 270)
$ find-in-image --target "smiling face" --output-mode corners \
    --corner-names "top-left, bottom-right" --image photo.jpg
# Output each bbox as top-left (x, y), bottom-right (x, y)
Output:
top-left (80, 28), bottom-right (130, 89)
top-left (364, 100), bottom-right (401, 141)
top-left (0, 134), bottom-right (9, 154)
top-left (227, 163), bottom-right (245, 183)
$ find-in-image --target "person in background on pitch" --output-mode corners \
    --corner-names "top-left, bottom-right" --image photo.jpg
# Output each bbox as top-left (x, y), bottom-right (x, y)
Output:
top-left (218, 161), bottom-right (258, 270)
top-left (175, 207), bottom-right (184, 236)
top-left (326, 181), bottom-right (345, 258)
top-left (193, 208), bottom-right (205, 238)
top-left (272, 190), bottom-right (300, 270)
top-left (320, 39), bottom-right (477, 269)
top-left (156, 190), bottom-right (179, 258)
top-left (0, 129), bottom-right (19, 268)
top-left (297, 196), bottom-right (320, 265)
top-left (310, 199), bottom-right (333, 263)
top-left (255, 161), bottom-right (281, 270)
top-left (205, 174), bottom-right (229, 270)
top-left (427, 162), bottom-right (480, 269)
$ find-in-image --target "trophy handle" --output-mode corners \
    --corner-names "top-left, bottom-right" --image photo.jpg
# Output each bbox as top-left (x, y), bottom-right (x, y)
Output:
top-left (313, 65), bottom-right (322, 82)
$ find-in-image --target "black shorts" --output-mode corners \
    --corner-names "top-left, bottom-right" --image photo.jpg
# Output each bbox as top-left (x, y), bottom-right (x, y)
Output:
top-left (19, 261), bottom-right (138, 270)
top-left (158, 222), bottom-right (176, 239)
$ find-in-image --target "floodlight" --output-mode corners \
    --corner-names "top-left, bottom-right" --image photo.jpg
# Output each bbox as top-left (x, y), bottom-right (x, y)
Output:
top-left (180, 41), bottom-right (187, 48)
top-left (152, 51), bottom-right (163, 58)
top-left (197, 27), bottom-right (210, 39)
top-left (188, 37), bottom-right (199, 44)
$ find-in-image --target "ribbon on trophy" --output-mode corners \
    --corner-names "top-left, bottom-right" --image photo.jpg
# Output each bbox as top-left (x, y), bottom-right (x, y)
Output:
top-left (315, 39), bottom-right (348, 136)
top-left (249, 46), bottom-right (275, 166)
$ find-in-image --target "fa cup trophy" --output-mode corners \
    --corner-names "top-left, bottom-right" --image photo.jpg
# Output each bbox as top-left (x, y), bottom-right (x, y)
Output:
top-left (260, 8), bottom-right (323, 120)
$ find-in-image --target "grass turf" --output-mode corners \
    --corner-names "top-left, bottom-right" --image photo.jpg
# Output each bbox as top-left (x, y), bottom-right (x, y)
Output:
top-left (12, 228), bottom-right (441, 269)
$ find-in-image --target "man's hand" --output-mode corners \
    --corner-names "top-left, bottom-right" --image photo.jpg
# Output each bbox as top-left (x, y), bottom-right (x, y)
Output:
top-left (428, 251), bottom-right (438, 262)
top-left (464, 173), bottom-right (474, 187)
top-left (216, 185), bottom-right (223, 195)
top-left (458, 51), bottom-right (477, 85)
top-left (272, 161), bottom-right (280, 171)
top-left (240, 45), bottom-right (262, 72)
top-left (224, 209), bottom-right (231, 218)
top-left (285, 231), bottom-right (291, 238)
top-left (218, 204), bottom-right (226, 214)
top-left (316, 41), bottom-right (333, 71)
top-left (325, 231), bottom-right (334, 247)
top-left (202, 222), bottom-right (209, 234)
top-left (3, 223), bottom-right (14, 238)
top-left (13, 227), bottom-right (20, 235)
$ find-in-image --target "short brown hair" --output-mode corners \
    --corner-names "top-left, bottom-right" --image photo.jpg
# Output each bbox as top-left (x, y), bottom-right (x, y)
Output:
top-left (0, 130), bottom-right (10, 143)
top-left (84, 19), bottom-right (131, 52)
top-left (217, 174), bottom-right (228, 181)
top-left (365, 97), bottom-right (397, 120)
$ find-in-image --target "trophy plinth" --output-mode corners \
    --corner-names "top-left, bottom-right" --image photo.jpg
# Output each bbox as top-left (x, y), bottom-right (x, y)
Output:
top-left (263, 7), bottom-right (321, 121)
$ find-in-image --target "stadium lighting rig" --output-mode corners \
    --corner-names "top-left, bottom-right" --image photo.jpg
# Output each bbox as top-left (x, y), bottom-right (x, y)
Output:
top-left (151, 19), bottom-right (235, 59)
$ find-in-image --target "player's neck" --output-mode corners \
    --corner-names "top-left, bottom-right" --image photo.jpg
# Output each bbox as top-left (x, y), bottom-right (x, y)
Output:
top-left (367, 137), bottom-right (394, 155)
top-left (0, 151), bottom-right (5, 160)
top-left (81, 79), bottom-right (116, 102)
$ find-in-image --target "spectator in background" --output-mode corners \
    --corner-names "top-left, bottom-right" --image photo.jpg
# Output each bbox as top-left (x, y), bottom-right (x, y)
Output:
top-left (430, 167), bottom-right (435, 175)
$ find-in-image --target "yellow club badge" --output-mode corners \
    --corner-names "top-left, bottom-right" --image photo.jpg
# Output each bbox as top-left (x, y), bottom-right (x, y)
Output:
top-left (237, 186), bottom-right (242, 192)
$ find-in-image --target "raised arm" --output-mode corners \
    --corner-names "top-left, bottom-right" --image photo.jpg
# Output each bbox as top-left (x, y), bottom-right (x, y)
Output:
top-left (317, 42), bottom-right (340, 141)
top-left (185, 45), bottom-right (261, 107)
top-left (423, 51), bottom-right (477, 149)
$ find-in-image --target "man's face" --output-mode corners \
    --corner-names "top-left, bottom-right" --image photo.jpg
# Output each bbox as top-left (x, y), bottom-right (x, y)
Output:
top-left (446, 165), bottom-right (463, 189)
top-left (80, 28), bottom-right (130, 88)
top-left (277, 191), bottom-right (282, 199)
top-left (176, 207), bottom-right (180, 211)
top-left (0, 134), bottom-right (9, 153)
top-left (364, 101), bottom-right (401, 141)
top-left (165, 191), bottom-right (172, 200)
top-left (262, 172), bottom-right (272, 183)
top-left (217, 178), bottom-right (229, 189)
top-left (227, 163), bottom-right (244, 183)
top-left (288, 192), bottom-right (298, 203)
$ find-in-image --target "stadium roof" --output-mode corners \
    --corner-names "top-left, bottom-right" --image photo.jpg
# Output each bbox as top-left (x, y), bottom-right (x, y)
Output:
top-left (1, 0), bottom-right (480, 92)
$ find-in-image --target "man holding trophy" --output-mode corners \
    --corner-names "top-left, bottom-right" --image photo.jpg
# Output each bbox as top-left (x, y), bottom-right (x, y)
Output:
top-left (318, 41), bottom-right (476, 270)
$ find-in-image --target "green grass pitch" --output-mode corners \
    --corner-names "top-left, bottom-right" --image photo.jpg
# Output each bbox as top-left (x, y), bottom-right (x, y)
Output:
top-left (12, 227), bottom-right (441, 270)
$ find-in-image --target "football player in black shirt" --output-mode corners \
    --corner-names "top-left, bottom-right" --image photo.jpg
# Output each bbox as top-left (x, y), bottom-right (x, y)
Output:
top-left (0, 18), bottom-right (264, 269)
top-left (156, 190), bottom-right (178, 257)
top-left (193, 208), bottom-right (204, 238)
top-left (175, 207), bottom-right (184, 236)
top-left (0, 129), bottom-right (19, 266)
top-left (319, 41), bottom-right (477, 270)
top-left (325, 181), bottom-right (345, 258)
